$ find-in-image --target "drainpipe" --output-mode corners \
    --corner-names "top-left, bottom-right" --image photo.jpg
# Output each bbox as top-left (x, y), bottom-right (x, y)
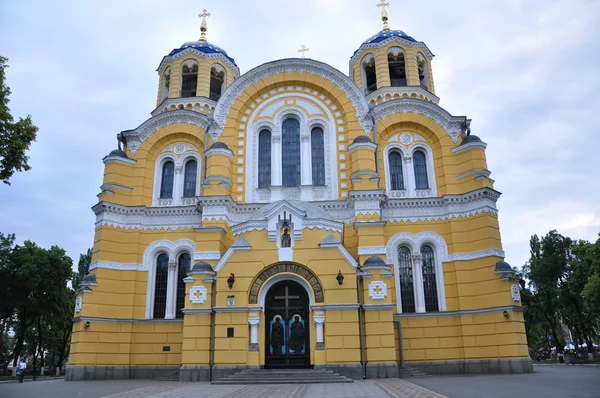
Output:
top-left (368, 104), bottom-right (381, 190)
top-left (209, 275), bottom-right (217, 381)
top-left (356, 266), bottom-right (367, 379)
top-left (394, 319), bottom-right (405, 368)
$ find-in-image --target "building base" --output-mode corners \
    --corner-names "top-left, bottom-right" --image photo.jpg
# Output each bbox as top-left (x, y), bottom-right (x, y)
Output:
top-left (65, 366), bottom-right (180, 381)
top-left (406, 357), bottom-right (533, 375)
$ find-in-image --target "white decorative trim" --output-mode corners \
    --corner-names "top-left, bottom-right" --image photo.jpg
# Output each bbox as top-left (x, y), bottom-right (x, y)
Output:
top-left (189, 286), bottom-right (208, 304)
top-left (511, 285), bottom-right (521, 302)
top-left (348, 140), bottom-right (377, 155)
top-left (212, 59), bottom-right (372, 137)
top-left (157, 46), bottom-right (240, 77)
top-left (383, 140), bottom-right (438, 199)
top-left (122, 110), bottom-right (211, 155)
top-left (457, 169), bottom-right (491, 180)
top-left (89, 261), bottom-right (143, 271)
top-left (102, 155), bottom-right (136, 166)
top-left (319, 234), bottom-right (358, 268)
top-left (75, 296), bottom-right (83, 313)
top-left (350, 36), bottom-right (434, 71)
top-left (449, 248), bottom-right (505, 261)
top-left (100, 184), bottom-right (132, 193)
top-left (194, 251), bottom-right (221, 261)
top-left (93, 202), bottom-right (201, 231)
top-left (206, 147), bottom-right (233, 159)
top-left (368, 281), bottom-right (388, 300)
top-left (374, 99), bottom-right (466, 143)
top-left (452, 140), bottom-right (488, 154)
top-left (214, 236), bottom-right (252, 273)
top-left (366, 86), bottom-right (440, 106)
top-left (257, 273), bottom-right (315, 310)
top-left (358, 246), bottom-right (387, 256)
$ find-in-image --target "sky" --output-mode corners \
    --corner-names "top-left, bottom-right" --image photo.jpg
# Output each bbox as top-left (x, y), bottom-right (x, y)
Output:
top-left (0, 0), bottom-right (599, 271)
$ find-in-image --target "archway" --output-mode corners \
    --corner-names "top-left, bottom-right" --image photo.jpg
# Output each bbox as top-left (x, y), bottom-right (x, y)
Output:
top-left (264, 280), bottom-right (311, 369)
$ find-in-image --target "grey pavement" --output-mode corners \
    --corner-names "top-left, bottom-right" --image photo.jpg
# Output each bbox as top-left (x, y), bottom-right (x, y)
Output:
top-left (0, 366), bottom-right (598, 398)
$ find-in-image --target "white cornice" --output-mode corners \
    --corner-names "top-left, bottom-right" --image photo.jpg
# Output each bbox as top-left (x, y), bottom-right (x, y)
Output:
top-left (93, 201), bottom-right (201, 231)
top-left (121, 110), bottom-right (211, 156)
top-left (212, 58), bottom-right (372, 137)
top-left (348, 141), bottom-right (377, 154)
top-left (205, 147), bottom-right (233, 159)
top-left (90, 261), bottom-right (145, 271)
top-left (102, 156), bottom-right (136, 166)
top-left (373, 99), bottom-right (467, 143)
top-left (366, 86), bottom-right (440, 105)
top-left (451, 141), bottom-right (488, 154)
top-left (156, 47), bottom-right (240, 77)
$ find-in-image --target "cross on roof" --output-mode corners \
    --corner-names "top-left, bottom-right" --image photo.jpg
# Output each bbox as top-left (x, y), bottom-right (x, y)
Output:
top-left (298, 45), bottom-right (310, 58)
top-left (376, 1), bottom-right (391, 31)
top-left (198, 9), bottom-right (211, 41)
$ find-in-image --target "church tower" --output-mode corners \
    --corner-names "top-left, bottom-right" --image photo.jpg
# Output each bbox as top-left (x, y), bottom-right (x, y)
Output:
top-left (67, 4), bottom-right (531, 382)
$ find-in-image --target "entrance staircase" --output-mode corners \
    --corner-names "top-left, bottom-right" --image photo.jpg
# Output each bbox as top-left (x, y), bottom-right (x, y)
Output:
top-left (398, 365), bottom-right (430, 378)
top-left (211, 368), bottom-right (353, 384)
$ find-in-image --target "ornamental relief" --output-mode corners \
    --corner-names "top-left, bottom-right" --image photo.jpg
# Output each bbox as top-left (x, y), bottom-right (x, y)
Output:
top-left (248, 263), bottom-right (324, 304)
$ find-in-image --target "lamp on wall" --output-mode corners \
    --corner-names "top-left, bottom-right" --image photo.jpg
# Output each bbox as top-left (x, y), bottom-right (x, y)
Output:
top-left (336, 270), bottom-right (344, 286)
top-left (227, 273), bottom-right (235, 289)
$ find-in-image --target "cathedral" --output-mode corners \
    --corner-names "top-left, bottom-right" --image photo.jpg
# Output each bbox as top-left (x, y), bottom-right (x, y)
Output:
top-left (67, 4), bottom-right (532, 381)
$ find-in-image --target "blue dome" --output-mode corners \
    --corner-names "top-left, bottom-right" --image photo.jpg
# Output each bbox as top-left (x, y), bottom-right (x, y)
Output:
top-left (168, 40), bottom-right (237, 66)
top-left (354, 29), bottom-right (416, 56)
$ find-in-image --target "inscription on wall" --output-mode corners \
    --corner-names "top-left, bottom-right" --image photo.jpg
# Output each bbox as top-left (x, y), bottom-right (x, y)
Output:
top-left (248, 263), bottom-right (324, 304)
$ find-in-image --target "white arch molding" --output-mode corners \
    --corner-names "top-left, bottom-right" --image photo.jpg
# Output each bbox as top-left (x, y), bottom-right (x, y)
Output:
top-left (257, 274), bottom-right (316, 311)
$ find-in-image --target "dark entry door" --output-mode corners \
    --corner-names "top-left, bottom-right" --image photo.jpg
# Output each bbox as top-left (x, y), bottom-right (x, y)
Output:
top-left (265, 280), bottom-right (310, 368)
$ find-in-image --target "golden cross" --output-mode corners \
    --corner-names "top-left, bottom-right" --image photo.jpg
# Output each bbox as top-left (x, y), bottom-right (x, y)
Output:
top-left (198, 9), bottom-right (211, 41)
top-left (376, 1), bottom-right (391, 31)
top-left (298, 45), bottom-right (310, 58)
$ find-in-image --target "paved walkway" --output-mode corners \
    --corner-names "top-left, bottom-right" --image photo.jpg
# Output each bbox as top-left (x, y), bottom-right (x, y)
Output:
top-left (0, 366), bottom-right (598, 398)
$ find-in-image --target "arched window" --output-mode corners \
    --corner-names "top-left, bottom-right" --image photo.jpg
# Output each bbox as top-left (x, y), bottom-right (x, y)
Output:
top-left (181, 62), bottom-right (198, 98)
top-left (421, 245), bottom-right (439, 312)
top-left (175, 252), bottom-right (191, 319)
top-left (388, 49), bottom-right (407, 87)
top-left (258, 130), bottom-right (271, 189)
top-left (161, 68), bottom-right (171, 102)
top-left (153, 253), bottom-right (169, 319)
top-left (282, 118), bottom-right (301, 187)
top-left (388, 151), bottom-right (405, 190)
top-left (160, 161), bottom-right (175, 198)
top-left (398, 246), bottom-right (415, 313)
top-left (311, 127), bottom-right (325, 186)
top-left (363, 55), bottom-right (377, 94)
top-left (417, 54), bottom-right (429, 91)
top-left (413, 150), bottom-right (429, 189)
top-left (209, 65), bottom-right (225, 101)
top-left (183, 159), bottom-right (198, 197)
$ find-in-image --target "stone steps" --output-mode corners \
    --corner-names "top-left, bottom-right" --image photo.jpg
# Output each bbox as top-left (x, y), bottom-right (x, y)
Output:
top-left (398, 366), bottom-right (430, 378)
top-left (212, 369), bottom-right (354, 384)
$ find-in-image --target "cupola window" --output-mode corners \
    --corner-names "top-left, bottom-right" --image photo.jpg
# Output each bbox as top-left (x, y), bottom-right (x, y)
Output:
top-left (181, 61), bottom-right (198, 98)
top-left (311, 127), bottom-right (325, 186)
top-left (388, 151), bottom-right (405, 190)
top-left (398, 246), bottom-right (415, 313)
top-left (161, 67), bottom-right (171, 102)
top-left (417, 54), bottom-right (429, 91)
top-left (209, 64), bottom-right (225, 101)
top-left (413, 150), bottom-right (429, 189)
top-left (362, 54), bottom-right (377, 95)
top-left (282, 118), bottom-right (301, 187)
top-left (388, 48), bottom-right (407, 87)
top-left (159, 161), bottom-right (175, 198)
top-left (258, 129), bottom-right (272, 189)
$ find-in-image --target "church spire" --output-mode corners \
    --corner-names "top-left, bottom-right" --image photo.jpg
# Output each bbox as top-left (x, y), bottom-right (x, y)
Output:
top-left (376, 1), bottom-right (391, 31)
top-left (198, 9), bottom-right (211, 41)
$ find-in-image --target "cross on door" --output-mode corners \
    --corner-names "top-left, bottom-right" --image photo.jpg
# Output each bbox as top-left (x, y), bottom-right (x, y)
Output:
top-left (274, 286), bottom-right (300, 318)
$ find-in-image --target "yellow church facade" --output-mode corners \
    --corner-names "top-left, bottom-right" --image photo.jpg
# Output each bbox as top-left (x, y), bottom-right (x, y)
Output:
top-left (67, 8), bottom-right (532, 381)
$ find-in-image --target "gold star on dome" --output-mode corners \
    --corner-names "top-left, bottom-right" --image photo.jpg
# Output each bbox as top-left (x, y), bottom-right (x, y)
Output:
top-left (198, 9), bottom-right (211, 41)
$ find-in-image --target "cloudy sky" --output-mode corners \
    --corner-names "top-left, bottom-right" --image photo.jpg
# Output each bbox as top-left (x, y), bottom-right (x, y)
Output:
top-left (1, 0), bottom-right (599, 270)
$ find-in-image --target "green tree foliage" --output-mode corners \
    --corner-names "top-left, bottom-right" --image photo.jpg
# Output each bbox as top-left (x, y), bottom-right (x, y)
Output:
top-left (0, 56), bottom-right (38, 185)
top-left (523, 230), bottom-right (599, 355)
top-left (72, 248), bottom-right (92, 291)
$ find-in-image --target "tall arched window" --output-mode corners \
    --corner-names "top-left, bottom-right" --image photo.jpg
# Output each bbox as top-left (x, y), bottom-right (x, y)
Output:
top-left (282, 118), bottom-right (301, 187)
top-left (388, 151), bottom-right (405, 190)
top-left (160, 161), bottom-right (175, 198)
top-left (161, 68), bottom-right (171, 102)
top-left (398, 246), bottom-right (415, 313)
top-left (413, 150), bottom-right (429, 189)
top-left (183, 159), bottom-right (197, 197)
top-left (175, 252), bottom-right (191, 319)
top-left (388, 50), bottom-right (407, 87)
top-left (417, 54), bottom-right (429, 91)
top-left (181, 62), bottom-right (198, 97)
top-left (258, 130), bottom-right (271, 189)
top-left (421, 245), bottom-right (439, 312)
top-left (363, 55), bottom-right (377, 94)
top-left (153, 253), bottom-right (169, 319)
top-left (311, 127), bottom-right (325, 186)
top-left (209, 65), bottom-right (225, 101)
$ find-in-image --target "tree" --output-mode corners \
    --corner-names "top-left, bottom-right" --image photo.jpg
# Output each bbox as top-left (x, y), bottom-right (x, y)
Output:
top-left (0, 56), bottom-right (38, 185)
top-left (72, 248), bottom-right (92, 291)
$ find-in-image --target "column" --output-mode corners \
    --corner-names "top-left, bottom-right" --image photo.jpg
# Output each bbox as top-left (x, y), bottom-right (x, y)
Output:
top-left (173, 165), bottom-right (183, 205)
top-left (412, 254), bottom-right (425, 313)
top-left (403, 155), bottom-right (415, 197)
top-left (271, 135), bottom-right (282, 200)
top-left (300, 134), bottom-right (312, 200)
top-left (313, 311), bottom-right (325, 350)
top-left (165, 260), bottom-right (178, 319)
top-left (248, 317), bottom-right (260, 351)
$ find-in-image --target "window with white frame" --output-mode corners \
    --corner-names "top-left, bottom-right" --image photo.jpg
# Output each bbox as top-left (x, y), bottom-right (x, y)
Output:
top-left (258, 129), bottom-right (272, 189)
top-left (421, 245), bottom-right (439, 312)
top-left (153, 253), bottom-right (169, 319)
top-left (282, 118), bottom-right (301, 187)
top-left (413, 150), bottom-right (429, 189)
top-left (398, 246), bottom-right (416, 313)
top-left (175, 252), bottom-right (191, 319)
top-left (388, 150), bottom-right (405, 190)
top-left (384, 141), bottom-right (436, 198)
top-left (153, 146), bottom-right (201, 207)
